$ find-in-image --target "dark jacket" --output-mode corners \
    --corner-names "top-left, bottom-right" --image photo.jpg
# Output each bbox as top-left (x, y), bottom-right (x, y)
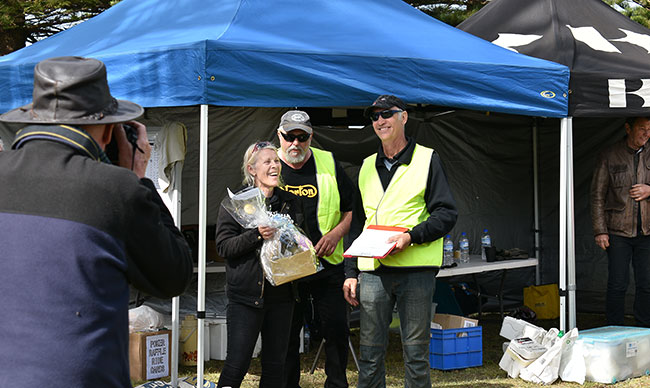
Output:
top-left (216, 187), bottom-right (306, 308)
top-left (591, 137), bottom-right (650, 237)
top-left (0, 136), bottom-right (193, 387)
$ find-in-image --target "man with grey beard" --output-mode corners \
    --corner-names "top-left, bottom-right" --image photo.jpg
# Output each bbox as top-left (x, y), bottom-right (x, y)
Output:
top-left (277, 110), bottom-right (356, 388)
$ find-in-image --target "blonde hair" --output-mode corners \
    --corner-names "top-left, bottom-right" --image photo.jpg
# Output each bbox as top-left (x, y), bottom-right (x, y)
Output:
top-left (241, 141), bottom-right (279, 186)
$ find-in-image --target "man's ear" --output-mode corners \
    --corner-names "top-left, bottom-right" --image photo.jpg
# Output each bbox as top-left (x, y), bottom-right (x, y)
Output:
top-left (401, 110), bottom-right (408, 125)
top-left (101, 124), bottom-right (114, 147)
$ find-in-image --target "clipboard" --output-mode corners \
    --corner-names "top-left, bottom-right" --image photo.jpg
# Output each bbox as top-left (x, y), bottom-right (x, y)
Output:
top-left (343, 225), bottom-right (409, 259)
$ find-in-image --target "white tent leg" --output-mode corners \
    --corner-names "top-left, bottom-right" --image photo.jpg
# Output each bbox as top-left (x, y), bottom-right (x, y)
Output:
top-left (171, 164), bottom-right (183, 387)
top-left (566, 117), bottom-right (577, 330)
top-left (533, 120), bottom-right (541, 285)
top-left (196, 104), bottom-right (209, 386)
top-left (559, 117), bottom-right (569, 332)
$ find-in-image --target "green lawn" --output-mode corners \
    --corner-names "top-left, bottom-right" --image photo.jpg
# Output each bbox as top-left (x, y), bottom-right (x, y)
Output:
top-left (134, 312), bottom-right (650, 387)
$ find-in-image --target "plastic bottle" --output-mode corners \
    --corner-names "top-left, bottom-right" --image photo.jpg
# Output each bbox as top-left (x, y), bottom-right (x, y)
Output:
top-left (459, 232), bottom-right (470, 263)
top-left (304, 327), bottom-right (310, 353)
top-left (443, 234), bottom-right (454, 266)
top-left (481, 229), bottom-right (492, 261)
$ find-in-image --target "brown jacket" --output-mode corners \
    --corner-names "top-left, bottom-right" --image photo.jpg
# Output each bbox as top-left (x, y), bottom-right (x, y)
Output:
top-left (591, 138), bottom-right (650, 237)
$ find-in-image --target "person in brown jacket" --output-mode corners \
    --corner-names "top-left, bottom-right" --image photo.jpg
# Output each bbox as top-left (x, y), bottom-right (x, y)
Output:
top-left (591, 116), bottom-right (650, 327)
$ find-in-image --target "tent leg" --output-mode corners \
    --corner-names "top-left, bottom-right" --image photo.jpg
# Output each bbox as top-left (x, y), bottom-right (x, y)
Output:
top-left (559, 117), bottom-right (576, 332)
top-left (196, 104), bottom-right (209, 386)
top-left (171, 163), bottom-right (183, 387)
top-left (559, 118), bottom-right (568, 332)
top-left (532, 119), bottom-right (541, 285)
top-left (566, 118), bottom-right (577, 330)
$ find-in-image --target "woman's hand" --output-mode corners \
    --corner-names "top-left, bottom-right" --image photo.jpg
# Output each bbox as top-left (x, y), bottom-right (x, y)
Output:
top-left (258, 225), bottom-right (276, 240)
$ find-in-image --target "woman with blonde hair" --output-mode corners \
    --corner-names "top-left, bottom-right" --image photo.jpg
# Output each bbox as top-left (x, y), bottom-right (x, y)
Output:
top-left (215, 141), bottom-right (306, 388)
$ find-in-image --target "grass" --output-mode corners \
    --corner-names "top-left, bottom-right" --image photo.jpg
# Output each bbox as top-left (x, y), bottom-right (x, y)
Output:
top-left (134, 312), bottom-right (650, 387)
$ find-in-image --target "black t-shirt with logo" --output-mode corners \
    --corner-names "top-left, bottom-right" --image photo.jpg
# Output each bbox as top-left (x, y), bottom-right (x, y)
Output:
top-left (279, 153), bottom-right (355, 253)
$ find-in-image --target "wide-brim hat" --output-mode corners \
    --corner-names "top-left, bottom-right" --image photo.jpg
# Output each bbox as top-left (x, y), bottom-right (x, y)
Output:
top-left (0, 56), bottom-right (143, 125)
top-left (363, 94), bottom-right (408, 118)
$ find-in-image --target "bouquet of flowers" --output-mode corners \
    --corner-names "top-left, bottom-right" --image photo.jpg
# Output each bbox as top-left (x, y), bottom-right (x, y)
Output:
top-left (221, 187), bottom-right (319, 285)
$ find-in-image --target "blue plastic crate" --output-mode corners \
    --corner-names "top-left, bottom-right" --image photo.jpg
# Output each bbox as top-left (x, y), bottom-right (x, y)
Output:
top-left (429, 326), bottom-right (482, 370)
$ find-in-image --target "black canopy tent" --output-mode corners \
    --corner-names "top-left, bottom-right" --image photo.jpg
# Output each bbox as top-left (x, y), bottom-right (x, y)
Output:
top-left (459, 0), bottom-right (650, 329)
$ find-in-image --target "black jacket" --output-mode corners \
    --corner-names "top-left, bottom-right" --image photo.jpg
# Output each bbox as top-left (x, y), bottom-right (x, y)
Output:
top-left (216, 187), bottom-right (306, 308)
top-left (0, 134), bottom-right (193, 387)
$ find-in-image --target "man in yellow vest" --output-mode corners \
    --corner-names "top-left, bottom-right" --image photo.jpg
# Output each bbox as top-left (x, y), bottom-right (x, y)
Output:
top-left (343, 95), bottom-right (457, 388)
top-left (277, 110), bottom-right (356, 388)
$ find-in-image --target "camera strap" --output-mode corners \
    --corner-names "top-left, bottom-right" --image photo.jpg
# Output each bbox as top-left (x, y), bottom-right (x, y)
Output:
top-left (12, 124), bottom-right (111, 164)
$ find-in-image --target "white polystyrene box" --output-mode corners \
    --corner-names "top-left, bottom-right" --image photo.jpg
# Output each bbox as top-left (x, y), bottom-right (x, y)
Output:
top-left (209, 318), bottom-right (298, 360)
top-left (500, 316), bottom-right (546, 343)
top-left (577, 326), bottom-right (650, 384)
top-left (208, 318), bottom-right (227, 360)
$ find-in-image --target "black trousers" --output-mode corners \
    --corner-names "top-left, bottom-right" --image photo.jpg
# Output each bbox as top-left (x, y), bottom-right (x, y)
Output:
top-left (606, 234), bottom-right (650, 327)
top-left (283, 269), bottom-right (350, 388)
top-left (217, 300), bottom-right (294, 388)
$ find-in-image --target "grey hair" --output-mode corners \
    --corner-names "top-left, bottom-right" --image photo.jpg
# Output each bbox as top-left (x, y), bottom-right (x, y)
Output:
top-left (241, 141), bottom-right (278, 186)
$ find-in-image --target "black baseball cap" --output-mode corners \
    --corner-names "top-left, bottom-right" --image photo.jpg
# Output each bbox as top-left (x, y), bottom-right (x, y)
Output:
top-left (364, 94), bottom-right (408, 118)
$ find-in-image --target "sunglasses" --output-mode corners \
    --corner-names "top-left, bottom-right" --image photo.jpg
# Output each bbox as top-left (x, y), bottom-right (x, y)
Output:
top-left (280, 132), bottom-right (311, 143)
top-left (369, 109), bottom-right (403, 122)
top-left (252, 141), bottom-right (273, 154)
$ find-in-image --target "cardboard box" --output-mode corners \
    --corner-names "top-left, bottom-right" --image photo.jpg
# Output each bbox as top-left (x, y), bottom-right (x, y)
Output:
top-left (433, 313), bottom-right (478, 330)
top-left (129, 330), bottom-right (171, 382)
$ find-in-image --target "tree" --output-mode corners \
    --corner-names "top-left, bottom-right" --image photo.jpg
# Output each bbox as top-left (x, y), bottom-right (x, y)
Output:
top-left (407, 1), bottom-right (488, 26)
top-left (605, 0), bottom-right (650, 27)
top-left (409, 0), bottom-right (650, 27)
top-left (0, 0), bottom-right (115, 55)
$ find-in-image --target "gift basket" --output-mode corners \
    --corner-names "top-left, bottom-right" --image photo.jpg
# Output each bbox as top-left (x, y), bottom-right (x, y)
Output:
top-left (221, 187), bottom-right (319, 285)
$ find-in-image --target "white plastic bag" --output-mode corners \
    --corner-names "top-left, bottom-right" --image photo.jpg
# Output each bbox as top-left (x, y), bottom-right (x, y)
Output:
top-left (558, 328), bottom-right (585, 384)
top-left (519, 329), bottom-right (572, 385)
top-left (129, 305), bottom-right (165, 332)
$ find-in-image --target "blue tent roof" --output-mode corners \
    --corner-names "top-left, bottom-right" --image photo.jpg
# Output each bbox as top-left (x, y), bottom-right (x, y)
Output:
top-left (0, 0), bottom-right (569, 117)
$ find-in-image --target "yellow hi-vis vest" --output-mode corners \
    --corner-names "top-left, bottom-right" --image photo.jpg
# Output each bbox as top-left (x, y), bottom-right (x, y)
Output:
top-left (312, 147), bottom-right (344, 265)
top-left (358, 144), bottom-right (442, 270)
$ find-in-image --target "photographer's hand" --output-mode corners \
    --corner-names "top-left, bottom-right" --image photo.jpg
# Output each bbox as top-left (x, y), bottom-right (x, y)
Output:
top-left (114, 121), bottom-right (151, 179)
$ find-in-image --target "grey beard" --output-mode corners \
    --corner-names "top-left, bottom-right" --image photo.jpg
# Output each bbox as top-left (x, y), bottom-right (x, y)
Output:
top-left (283, 147), bottom-right (307, 164)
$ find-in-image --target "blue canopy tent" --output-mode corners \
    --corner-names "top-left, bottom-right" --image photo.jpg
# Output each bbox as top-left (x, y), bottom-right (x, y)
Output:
top-left (0, 0), bottom-right (568, 115)
top-left (0, 0), bottom-right (569, 384)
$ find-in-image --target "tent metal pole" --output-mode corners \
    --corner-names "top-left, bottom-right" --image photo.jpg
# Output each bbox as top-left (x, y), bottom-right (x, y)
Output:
top-left (566, 117), bottom-right (577, 329)
top-left (559, 117), bottom-right (569, 332)
top-left (171, 163), bottom-right (183, 387)
top-left (533, 119), bottom-right (541, 285)
top-left (197, 104), bottom-right (209, 386)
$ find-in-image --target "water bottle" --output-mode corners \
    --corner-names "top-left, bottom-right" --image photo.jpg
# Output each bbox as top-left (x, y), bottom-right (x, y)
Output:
top-left (443, 235), bottom-right (454, 266)
top-left (481, 229), bottom-right (492, 261)
top-left (459, 232), bottom-right (470, 263)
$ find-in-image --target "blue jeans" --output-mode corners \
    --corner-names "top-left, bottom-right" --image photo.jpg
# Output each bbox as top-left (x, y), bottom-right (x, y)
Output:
top-left (357, 270), bottom-right (436, 388)
top-left (606, 234), bottom-right (650, 327)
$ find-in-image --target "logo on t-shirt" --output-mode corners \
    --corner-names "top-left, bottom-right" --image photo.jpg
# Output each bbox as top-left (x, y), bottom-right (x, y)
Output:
top-left (285, 184), bottom-right (318, 198)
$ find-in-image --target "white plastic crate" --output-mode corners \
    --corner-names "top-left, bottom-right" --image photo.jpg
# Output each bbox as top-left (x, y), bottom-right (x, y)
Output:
top-left (578, 326), bottom-right (650, 384)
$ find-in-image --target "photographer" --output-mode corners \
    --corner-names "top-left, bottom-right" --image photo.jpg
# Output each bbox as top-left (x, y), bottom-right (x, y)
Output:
top-left (0, 56), bottom-right (193, 386)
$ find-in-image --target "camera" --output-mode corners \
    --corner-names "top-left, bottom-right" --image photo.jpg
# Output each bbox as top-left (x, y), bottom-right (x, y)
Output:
top-left (106, 124), bottom-right (139, 164)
